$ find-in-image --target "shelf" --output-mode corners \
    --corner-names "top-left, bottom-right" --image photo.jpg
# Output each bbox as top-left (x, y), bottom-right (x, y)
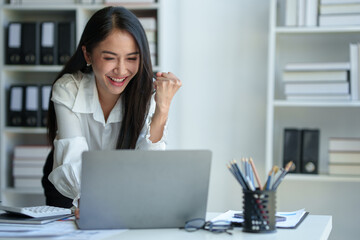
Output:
top-left (4, 127), bottom-right (47, 134)
top-left (3, 65), bottom-right (63, 72)
top-left (273, 100), bottom-right (360, 107)
top-left (82, 3), bottom-right (159, 10)
top-left (3, 187), bottom-right (43, 194)
top-left (2, 3), bottom-right (159, 11)
top-left (286, 174), bottom-right (360, 183)
top-left (276, 26), bottom-right (360, 34)
top-left (2, 4), bottom-right (78, 11)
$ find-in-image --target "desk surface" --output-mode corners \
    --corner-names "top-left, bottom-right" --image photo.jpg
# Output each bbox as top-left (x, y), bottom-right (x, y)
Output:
top-left (4, 213), bottom-right (332, 240)
top-left (102, 213), bottom-right (332, 240)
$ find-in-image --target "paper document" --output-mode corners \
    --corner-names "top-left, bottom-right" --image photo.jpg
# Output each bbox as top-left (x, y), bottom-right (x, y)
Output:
top-left (211, 209), bottom-right (308, 229)
top-left (0, 219), bottom-right (126, 239)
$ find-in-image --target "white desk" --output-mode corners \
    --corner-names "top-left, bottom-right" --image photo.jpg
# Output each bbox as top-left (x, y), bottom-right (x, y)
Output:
top-left (101, 214), bottom-right (332, 240)
top-left (3, 213), bottom-right (332, 240)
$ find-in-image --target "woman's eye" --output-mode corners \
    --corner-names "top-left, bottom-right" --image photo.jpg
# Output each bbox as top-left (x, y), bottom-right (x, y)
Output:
top-left (104, 57), bottom-right (115, 60)
top-left (128, 57), bottom-right (138, 61)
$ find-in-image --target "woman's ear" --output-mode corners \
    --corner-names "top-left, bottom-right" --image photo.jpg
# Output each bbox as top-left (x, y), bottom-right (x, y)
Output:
top-left (82, 46), bottom-right (91, 64)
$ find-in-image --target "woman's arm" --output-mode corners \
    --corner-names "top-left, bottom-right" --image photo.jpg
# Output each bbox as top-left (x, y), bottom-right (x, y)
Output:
top-left (149, 72), bottom-right (182, 143)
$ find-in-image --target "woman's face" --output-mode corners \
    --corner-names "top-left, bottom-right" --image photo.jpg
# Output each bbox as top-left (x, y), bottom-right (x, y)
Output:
top-left (82, 29), bottom-right (140, 99)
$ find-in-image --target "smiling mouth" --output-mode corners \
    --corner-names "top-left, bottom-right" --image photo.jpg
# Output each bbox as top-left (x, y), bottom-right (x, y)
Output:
top-left (108, 76), bottom-right (126, 83)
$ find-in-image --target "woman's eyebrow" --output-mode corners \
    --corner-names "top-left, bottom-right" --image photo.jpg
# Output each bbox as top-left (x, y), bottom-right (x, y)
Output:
top-left (101, 50), bottom-right (139, 56)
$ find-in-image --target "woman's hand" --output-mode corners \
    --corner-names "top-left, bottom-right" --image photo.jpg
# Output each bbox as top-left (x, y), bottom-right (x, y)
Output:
top-left (149, 72), bottom-right (181, 143)
top-left (75, 208), bottom-right (80, 219)
top-left (153, 72), bottom-right (182, 114)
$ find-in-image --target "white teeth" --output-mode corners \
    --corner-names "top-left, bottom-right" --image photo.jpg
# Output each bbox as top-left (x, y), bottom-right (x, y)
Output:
top-left (109, 76), bottom-right (125, 82)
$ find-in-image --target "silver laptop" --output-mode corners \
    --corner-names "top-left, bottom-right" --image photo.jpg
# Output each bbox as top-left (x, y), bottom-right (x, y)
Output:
top-left (76, 150), bottom-right (212, 230)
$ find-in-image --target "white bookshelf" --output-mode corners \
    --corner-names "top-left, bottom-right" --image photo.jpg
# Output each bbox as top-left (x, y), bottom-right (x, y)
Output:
top-left (0, 0), bottom-right (163, 206)
top-left (266, 0), bottom-right (360, 179)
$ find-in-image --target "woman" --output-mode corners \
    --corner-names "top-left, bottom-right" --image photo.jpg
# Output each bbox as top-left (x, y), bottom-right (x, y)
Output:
top-left (42, 6), bottom-right (181, 208)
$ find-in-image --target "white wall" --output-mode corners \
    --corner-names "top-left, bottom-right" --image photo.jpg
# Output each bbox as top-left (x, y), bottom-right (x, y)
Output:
top-left (161, 1), bottom-right (357, 239)
top-left (162, 0), bottom-right (270, 212)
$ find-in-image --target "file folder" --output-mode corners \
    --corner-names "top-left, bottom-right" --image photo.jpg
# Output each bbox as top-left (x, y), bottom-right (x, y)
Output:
top-left (21, 22), bottom-right (40, 65)
top-left (40, 22), bottom-right (57, 65)
top-left (301, 129), bottom-right (319, 174)
top-left (40, 85), bottom-right (52, 127)
top-left (6, 23), bottom-right (22, 64)
top-left (24, 85), bottom-right (40, 127)
top-left (8, 85), bottom-right (24, 126)
top-left (282, 128), bottom-right (301, 173)
top-left (57, 21), bottom-right (75, 65)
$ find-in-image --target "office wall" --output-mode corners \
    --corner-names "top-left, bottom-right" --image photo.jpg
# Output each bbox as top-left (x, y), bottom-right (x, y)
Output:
top-left (162, 0), bottom-right (270, 212)
top-left (161, 1), bottom-right (357, 239)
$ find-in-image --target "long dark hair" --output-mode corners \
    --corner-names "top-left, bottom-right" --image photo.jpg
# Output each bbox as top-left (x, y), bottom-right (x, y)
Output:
top-left (47, 6), bottom-right (153, 149)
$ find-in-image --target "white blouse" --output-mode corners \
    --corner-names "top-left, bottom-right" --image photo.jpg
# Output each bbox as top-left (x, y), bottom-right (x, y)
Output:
top-left (48, 71), bottom-right (167, 207)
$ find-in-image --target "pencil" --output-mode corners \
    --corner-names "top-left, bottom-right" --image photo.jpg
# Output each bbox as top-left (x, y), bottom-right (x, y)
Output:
top-left (249, 158), bottom-right (263, 190)
top-left (269, 166), bottom-right (278, 189)
top-left (272, 162), bottom-right (293, 190)
top-left (264, 168), bottom-right (272, 190)
top-left (228, 162), bottom-right (246, 189)
top-left (232, 160), bottom-right (249, 190)
top-left (246, 176), bottom-right (256, 191)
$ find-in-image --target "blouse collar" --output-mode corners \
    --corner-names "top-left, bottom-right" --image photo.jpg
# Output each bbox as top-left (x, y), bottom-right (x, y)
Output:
top-left (72, 72), bottom-right (123, 125)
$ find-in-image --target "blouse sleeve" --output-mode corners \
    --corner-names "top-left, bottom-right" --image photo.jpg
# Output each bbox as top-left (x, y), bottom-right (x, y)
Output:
top-left (135, 95), bottom-right (168, 150)
top-left (48, 74), bottom-right (87, 207)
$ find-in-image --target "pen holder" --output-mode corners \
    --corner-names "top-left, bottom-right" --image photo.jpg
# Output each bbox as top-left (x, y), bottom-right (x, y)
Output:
top-left (242, 189), bottom-right (276, 233)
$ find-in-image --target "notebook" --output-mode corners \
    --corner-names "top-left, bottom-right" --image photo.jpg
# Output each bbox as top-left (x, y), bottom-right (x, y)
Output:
top-left (76, 149), bottom-right (212, 230)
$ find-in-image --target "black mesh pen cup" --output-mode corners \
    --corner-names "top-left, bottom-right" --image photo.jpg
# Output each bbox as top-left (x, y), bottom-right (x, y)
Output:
top-left (242, 189), bottom-right (276, 233)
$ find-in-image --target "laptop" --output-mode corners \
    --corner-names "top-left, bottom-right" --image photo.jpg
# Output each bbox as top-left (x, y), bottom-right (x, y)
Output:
top-left (76, 150), bottom-right (212, 230)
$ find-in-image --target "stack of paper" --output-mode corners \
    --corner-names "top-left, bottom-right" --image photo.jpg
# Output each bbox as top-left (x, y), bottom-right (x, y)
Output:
top-left (211, 209), bottom-right (308, 229)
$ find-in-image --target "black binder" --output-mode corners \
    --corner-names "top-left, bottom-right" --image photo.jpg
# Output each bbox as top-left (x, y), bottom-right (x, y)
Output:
top-left (21, 22), bottom-right (40, 65)
top-left (40, 85), bottom-right (52, 127)
top-left (6, 22), bottom-right (22, 65)
top-left (301, 129), bottom-right (319, 174)
top-left (24, 85), bottom-right (40, 127)
top-left (8, 85), bottom-right (24, 126)
top-left (282, 128), bottom-right (301, 173)
top-left (57, 21), bottom-right (75, 65)
top-left (40, 21), bottom-right (57, 65)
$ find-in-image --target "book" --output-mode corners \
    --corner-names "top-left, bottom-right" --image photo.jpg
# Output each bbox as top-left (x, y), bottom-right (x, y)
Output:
top-left (138, 17), bottom-right (157, 30)
top-left (13, 166), bottom-right (43, 177)
top-left (284, 62), bottom-right (351, 71)
top-left (297, 0), bottom-right (306, 26)
top-left (283, 129), bottom-right (302, 173)
top-left (0, 213), bottom-right (72, 225)
top-left (321, 0), bottom-right (360, 4)
top-left (301, 129), bottom-right (319, 174)
top-left (14, 145), bottom-right (51, 159)
top-left (329, 164), bottom-right (360, 175)
top-left (329, 152), bottom-right (360, 164)
top-left (350, 43), bottom-right (360, 100)
top-left (305, 0), bottom-right (318, 26)
top-left (319, 14), bottom-right (360, 27)
top-left (282, 70), bottom-right (348, 82)
top-left (329, 138), bottom-right (360, 151)
top-left (284, 82), bottom-right (350, 95)
top-left (104, 0), bottom-right (155, 3)
top-left (286, 94), bottom-right (351, 101)
top-left (285, 0), bottom-right (297, 26)
top-left (14, 177), bottom-right (42, 188)
top-left (320, 3), bottom-right (360, 15)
